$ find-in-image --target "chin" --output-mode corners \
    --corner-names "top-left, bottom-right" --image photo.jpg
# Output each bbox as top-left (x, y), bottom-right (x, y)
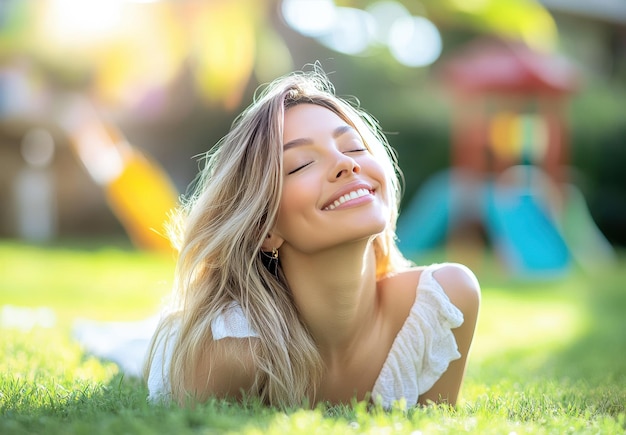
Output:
top-left (347, 215), bottom-right (388, 240)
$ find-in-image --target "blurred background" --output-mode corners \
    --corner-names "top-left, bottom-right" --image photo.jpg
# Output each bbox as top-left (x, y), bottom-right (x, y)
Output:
top-left (0, 0), bottom-right (624, 278)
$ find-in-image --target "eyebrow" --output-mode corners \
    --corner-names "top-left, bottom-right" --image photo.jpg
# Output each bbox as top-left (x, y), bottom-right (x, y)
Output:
top-left (283, 125), bottom-right (356, 151)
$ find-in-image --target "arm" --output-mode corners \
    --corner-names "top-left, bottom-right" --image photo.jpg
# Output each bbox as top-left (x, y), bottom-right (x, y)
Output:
top-left (184, 337), bottom-right (260, 403)
top-left (418, 263), bottom-right (481, 406)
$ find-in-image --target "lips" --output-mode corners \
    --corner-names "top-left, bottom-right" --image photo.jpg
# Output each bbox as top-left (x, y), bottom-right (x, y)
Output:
top-left (322, 184), bottom-right (375, 211)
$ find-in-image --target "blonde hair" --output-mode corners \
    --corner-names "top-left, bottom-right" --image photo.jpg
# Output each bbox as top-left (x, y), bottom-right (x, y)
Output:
top-left (145, 70), bottom-right (410, 408)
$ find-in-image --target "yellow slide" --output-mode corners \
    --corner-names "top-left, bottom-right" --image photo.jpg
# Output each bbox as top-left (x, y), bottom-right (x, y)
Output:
top-left (58, 95), bottom-right (179, 253)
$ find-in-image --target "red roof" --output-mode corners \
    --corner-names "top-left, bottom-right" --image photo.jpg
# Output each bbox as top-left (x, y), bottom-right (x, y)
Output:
top-left (440, 37), bottom-right (580, 95)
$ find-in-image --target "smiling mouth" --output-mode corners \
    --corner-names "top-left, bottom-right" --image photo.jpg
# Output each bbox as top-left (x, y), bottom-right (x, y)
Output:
top-left (323, 188), bottom-right (373, 211)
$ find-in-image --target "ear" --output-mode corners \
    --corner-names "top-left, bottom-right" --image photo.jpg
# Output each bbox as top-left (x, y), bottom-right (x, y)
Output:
top-left (261, 233), bottom-right (284, 251)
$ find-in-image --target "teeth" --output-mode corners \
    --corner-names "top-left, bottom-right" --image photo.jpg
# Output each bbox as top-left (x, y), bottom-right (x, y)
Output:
top-left (324, 188), bottom-right (370, 210)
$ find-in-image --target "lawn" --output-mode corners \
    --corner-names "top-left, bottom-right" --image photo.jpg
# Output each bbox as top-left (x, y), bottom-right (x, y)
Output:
top-left (1, 240), bottom-right (625, 434)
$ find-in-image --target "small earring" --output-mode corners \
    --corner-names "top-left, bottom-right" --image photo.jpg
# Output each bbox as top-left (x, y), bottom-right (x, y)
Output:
top-left (261, 247), bottom-right (279, 275)
top-left (269, 248), bottom-right (279, 275)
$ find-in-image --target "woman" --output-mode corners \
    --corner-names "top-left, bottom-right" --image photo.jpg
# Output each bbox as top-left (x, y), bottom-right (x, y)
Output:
top-left (145, 70), bottom-right (480, 409)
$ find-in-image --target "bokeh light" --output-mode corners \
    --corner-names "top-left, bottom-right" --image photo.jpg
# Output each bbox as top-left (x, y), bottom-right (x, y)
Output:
top-left (388, 16), bottom-right (442, 67)
top-left (281, 0), bottom-right (336, 37)
top-left (366, 0), bottom-right (411, 45)
top-left (317, 7), bottom-right (375, 55)
top-left (281, 0), bottom-right (443, 66)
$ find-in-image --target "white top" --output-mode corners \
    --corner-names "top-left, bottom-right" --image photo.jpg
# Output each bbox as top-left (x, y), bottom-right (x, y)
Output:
top-left (147, 263), bottom-right (464, 407)
top-left (370, 264), bottom-right (463, 407)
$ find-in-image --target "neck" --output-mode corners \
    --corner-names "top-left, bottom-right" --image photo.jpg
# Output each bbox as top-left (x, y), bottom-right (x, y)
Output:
top-left (279, 239), bottom-right (380, 360)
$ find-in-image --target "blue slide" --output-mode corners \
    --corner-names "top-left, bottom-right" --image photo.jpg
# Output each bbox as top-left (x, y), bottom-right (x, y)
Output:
top-left (396, 169), bottom-right (484, 257)
top-left (398, 169), bottom-right (571, 278)
top-left (484, 185), bottom-right (570, 278)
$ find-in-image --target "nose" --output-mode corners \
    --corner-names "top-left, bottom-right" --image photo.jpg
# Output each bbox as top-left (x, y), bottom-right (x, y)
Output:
top-left (330, 151), bottom-right (361, 180)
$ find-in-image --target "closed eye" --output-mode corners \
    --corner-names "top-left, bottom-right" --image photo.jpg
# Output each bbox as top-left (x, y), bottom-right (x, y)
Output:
top-left (346, 148), bottom-right (367, 153)
top-left (287, 162), bottom-right (312, 174)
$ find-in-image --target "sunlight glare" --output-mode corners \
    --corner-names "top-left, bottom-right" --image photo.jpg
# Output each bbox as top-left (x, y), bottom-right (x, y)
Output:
top-left (41, 0), bottom-right (126, 47)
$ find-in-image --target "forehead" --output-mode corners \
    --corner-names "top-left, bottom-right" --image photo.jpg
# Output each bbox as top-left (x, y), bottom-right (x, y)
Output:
top-left (283, 104), bottom-right (348, 140)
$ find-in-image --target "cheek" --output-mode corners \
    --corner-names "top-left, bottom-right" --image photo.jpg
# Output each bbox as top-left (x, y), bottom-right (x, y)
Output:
top-left (275, 176), bottom-right (318, 236)
top-left (363, 158), bottom-right (391, 203)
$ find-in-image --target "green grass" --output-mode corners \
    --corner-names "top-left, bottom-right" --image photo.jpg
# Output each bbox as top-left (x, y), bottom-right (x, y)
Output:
top-left (1, 240), bottom-right (625, 434)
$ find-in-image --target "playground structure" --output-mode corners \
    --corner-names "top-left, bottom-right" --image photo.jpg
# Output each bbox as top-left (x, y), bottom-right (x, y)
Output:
top-left (397, 37), bottom-right (614, 278)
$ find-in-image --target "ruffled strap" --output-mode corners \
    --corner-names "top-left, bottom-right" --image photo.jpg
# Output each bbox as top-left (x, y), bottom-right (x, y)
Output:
top-left (371, 264), bottom-right (464, 408)
top-left (211, 302), bottom-right (259, 340)
top-left (147, 302), bottom-right (259, 403)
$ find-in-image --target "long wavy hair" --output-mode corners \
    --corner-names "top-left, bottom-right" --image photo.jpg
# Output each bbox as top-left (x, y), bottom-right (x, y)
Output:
top-left (144, 70), bottom-right (411, 408)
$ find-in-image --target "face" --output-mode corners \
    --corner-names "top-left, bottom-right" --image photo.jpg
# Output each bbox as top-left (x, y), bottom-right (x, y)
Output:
top-left (271, 103), bottom-right (390, 254)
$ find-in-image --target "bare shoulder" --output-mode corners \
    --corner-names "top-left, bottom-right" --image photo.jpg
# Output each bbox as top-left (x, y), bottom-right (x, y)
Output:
top-left (432, 263), bottom-right (481, 312)
top-left (377, 268), bottom-right (425, 331)
top-left (378, 267), bottom-right (424, 303)
top-left (188, 337), bottom-right (260, 402)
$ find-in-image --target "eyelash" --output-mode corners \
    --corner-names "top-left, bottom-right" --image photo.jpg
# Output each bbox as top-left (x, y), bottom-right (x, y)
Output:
top-left (287, 148), bottom-right (367, 175)
top-left (288, 163), bottom-right (311, 175)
